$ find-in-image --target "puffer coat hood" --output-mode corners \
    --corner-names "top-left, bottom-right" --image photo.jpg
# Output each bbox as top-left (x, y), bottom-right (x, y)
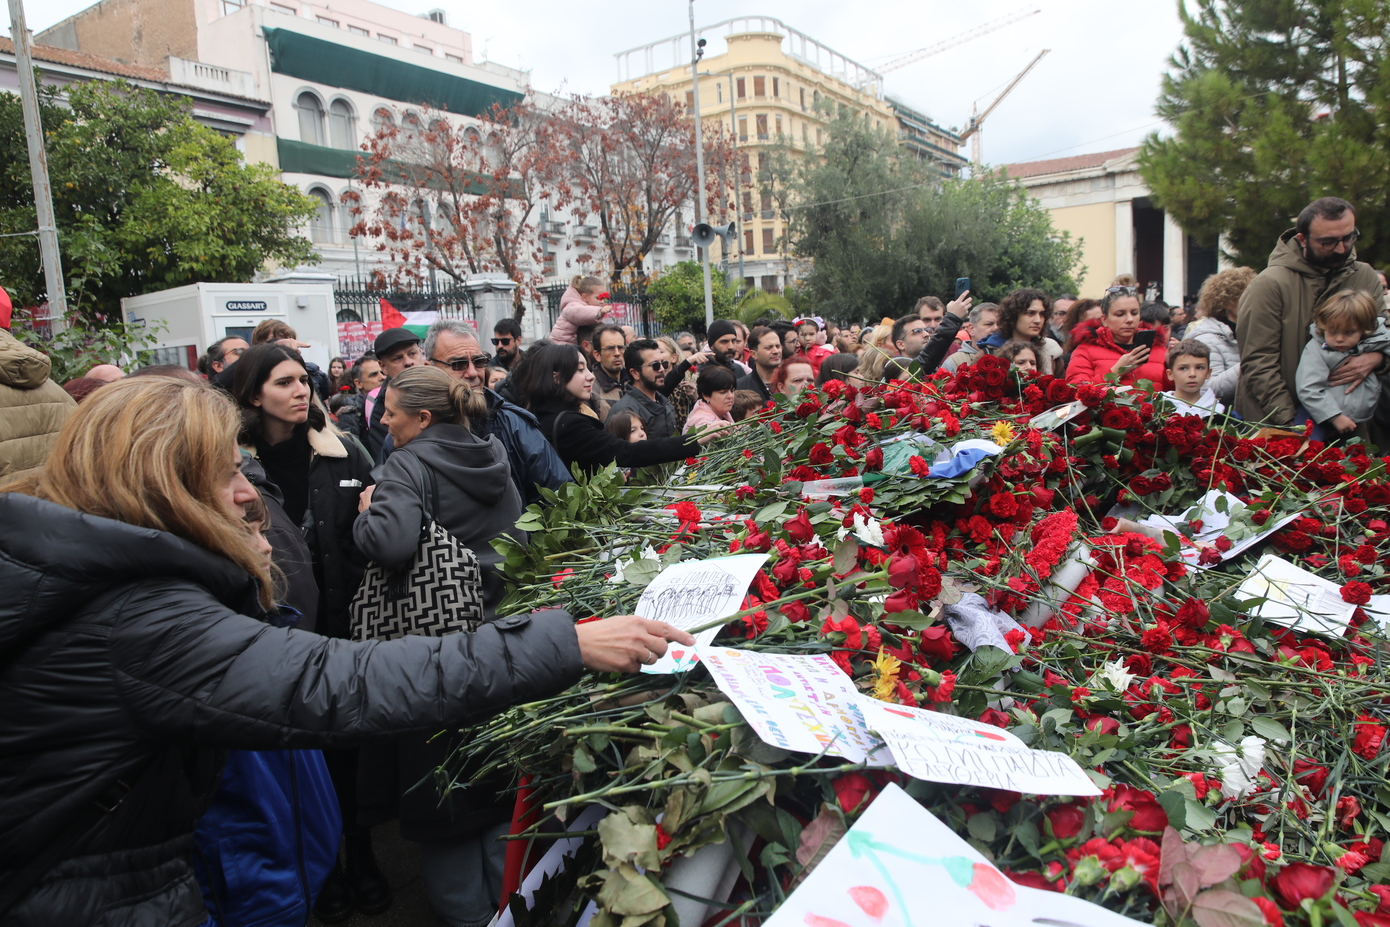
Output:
top-left (0, 329), bottom-right (76, 482)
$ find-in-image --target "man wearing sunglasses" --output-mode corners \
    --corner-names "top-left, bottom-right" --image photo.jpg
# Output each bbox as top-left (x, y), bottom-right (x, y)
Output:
top-left (418, 319), bottom-right (570, 505)
top-left (491, 319), bottom-right (522, 371)
top-left (608, 339), bottom-right (678, 439)
top-left (1236, 197), bottom-right (1385, 438)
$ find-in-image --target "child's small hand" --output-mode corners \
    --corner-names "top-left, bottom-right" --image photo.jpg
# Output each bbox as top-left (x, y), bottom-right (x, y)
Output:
top-left (1332, 414), bottom-right (1358, 434)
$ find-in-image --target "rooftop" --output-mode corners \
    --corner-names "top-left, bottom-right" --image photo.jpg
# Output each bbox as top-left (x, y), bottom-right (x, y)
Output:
top-left (1004, 146), bottom-right (1140, 180)
top-left (0, 36), bottom-right (168, 82)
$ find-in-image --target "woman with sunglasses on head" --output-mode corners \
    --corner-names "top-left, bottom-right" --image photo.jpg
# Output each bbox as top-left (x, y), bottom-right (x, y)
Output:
top-left (1066, 287), bottom-right (1171, 387)
top-left (519, 343), bottom-right (722, 474)
top-left (0, 375), bottom-right (695, 927)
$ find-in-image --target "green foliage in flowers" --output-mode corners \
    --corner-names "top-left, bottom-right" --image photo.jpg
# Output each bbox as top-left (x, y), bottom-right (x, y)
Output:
top-left (643, 261), bottom-right (738, 334)
top-left (766, 107), bottom-right (1084, 317)
top-left (0, 81), bottom-right (319, 324)
top-left (1139, 0), bottom-right (1390, 267)
top-left (472, 356), bottom-right (1390, 927)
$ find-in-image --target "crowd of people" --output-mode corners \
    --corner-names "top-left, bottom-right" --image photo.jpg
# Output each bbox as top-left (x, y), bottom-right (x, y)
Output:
top-left (1, 195), bottom-right (1389, 927)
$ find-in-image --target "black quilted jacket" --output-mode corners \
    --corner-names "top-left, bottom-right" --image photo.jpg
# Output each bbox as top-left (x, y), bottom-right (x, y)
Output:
top-left (0, 493), bottom-right (583, 927)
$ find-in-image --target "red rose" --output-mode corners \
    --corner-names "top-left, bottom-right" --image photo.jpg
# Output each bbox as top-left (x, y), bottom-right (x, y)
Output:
top-left (1005, 869), bottom-right (1063, 892)
top-left (1343, 581), bottom-right (1374, 605)
top-left (1104, 784), bottom-right (1168, 833)
top-left (1175, 598), bottom-right (1210, 629)
top-left (833, 772), bottom-right (875, 813)
top-left (1046, 803), bottom-right (1085, 840)
top-left (919, 625), bottom-right (956, 664)
top-left (978, 708), bottom-right (1010, 728)
top-left (808, 442), bottom-right (835, 466)
top-left (780, 600), bottom-right (810, 623)
top-left (785, 509), bottom-right (815, 543)
top-left (865, 447), bottom-right (884, 470)
top-left (1272, 862), bottom-right (1336, 907)
top-left (1252, 897), bottom-right (1284, 927)
top-left (888, 553), bottom-right (919, 589)
top-left (1086, 717), bottom-right (1120, 735)
top-left (1354, 912), bottom-right (1390, 927)
top-left (1354, 714), bottom-right (1387, 759)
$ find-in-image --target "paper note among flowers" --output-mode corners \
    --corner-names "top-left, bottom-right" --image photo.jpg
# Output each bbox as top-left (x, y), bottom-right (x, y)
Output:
top-left (1235, 553), bottom-right (1358, 635)
top-left (697, 647), bottom-right (890, 764)
top-left (763, 783), bottom-right (1146, 927)
top-left (855, 697), bottom-right (1101, 796)
top-left (1136, 489), bottom-right (1301, 567)
top-left (635, 553), bottom-right (769, 674)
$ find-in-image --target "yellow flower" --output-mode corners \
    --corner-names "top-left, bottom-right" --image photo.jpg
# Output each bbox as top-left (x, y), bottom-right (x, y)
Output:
top-left (990, 421), bottom-right (1017, 445)
top-left (870, 647), bottom-right (902, 703)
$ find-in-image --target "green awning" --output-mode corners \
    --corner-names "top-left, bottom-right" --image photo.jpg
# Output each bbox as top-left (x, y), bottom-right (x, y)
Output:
top-left (264, 27), bottom-right (523, 117)
top-left (277, 137), bottom-right (362, 178)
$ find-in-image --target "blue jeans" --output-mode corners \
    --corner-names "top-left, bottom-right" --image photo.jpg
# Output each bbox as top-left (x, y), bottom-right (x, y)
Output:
top-left (419, 822), bottom-right (511, 927)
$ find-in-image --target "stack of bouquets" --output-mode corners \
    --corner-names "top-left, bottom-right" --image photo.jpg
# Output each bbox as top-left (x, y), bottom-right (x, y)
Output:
top-left (469, 360), bottom-right (1390, 927)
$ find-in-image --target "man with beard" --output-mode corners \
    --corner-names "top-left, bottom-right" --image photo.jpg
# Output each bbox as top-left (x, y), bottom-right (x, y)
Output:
top-left (491, 318), bottom-right (522, 371)
top-left (736, 326), bottom-right (782, 401)
top-left (608, 339), bottom-right (678, 439)
top-left (1236, 197), bottom-right (1383, 429)
top-left (591, 323), bottom-right (631, 419)
top-left (661, 319), bottom-right (741, 396)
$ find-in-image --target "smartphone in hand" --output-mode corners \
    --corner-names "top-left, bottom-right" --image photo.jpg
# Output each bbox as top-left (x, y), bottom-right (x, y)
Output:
top-left (1132, 330), bottom-right (1156, 350)
top-left (955, 277), bottom-right (971, 299)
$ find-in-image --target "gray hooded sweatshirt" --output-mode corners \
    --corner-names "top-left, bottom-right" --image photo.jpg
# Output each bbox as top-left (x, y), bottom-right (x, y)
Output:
top-left (1295, 320), bottom-right (1390, 425)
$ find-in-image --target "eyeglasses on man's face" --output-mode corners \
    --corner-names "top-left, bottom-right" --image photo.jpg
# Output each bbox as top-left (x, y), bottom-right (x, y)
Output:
top-left (225, 347), bottom-right (247, 357)
top-left (1308, 229), bottom-right (1360, 250)
top-left (432, 354), bottom-right (491, 371)
top-left (491, 337), bottom-right (514, 347)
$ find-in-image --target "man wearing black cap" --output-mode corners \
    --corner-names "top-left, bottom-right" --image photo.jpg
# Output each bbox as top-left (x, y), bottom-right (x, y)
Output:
top-left (660, 319), bottom-right (740, 396)
top-left (364, 327), bottom-right (424, 462)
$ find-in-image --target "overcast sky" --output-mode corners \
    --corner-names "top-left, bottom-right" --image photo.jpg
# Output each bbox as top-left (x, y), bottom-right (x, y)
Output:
top-left (7, 0), bottom-right (1188, 166)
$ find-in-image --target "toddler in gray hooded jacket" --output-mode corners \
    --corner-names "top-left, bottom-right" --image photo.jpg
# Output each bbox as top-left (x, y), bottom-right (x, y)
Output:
top-left (1295, 289), bottom-right (1390, 437)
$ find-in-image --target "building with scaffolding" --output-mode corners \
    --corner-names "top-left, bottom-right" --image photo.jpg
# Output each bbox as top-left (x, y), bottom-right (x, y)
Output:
top-left (614, 16), bottom-right (924, 295)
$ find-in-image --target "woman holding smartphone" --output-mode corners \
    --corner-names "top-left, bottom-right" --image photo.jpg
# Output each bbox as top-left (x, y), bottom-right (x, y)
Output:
top-left (1065, 286), bottom-right (1170, 387)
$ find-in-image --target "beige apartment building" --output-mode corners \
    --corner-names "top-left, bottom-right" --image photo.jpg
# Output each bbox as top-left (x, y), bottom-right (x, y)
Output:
top-left (613, 16), bottom-right (962, 294)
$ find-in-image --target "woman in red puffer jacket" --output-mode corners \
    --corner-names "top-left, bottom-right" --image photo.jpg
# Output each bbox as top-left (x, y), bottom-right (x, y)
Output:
top-left (1066, 287), bottom-right (1171, 388)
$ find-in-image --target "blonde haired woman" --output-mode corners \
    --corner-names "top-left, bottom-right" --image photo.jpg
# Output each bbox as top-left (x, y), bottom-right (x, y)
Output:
top-left (1185, 267), bottom-right (1257, 405)
top-left (856, 319), bottom-right (897, 383)
top-left (0, 377), bottom-right (692, 926)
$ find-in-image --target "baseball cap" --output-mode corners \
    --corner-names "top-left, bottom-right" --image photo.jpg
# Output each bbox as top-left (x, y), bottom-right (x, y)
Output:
top-left (374, 327), bottom-right (420, 357)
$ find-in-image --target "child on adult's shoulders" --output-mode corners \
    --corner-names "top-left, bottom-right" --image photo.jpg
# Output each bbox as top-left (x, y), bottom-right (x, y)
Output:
top-left (1295, 289), bottom-right (1390, 441)
top-left (1162, 340), bottom-right (1225, 418)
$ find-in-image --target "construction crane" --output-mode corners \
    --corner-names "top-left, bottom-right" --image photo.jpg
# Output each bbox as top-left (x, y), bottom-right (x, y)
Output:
top-left (873, 7), bottom-right (1041, 76)
top-left (959, 48), bottom-right (1050, 165)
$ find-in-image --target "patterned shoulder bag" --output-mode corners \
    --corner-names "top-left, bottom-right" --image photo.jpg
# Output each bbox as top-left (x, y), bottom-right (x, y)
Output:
top-left (350, 452), bottom-right (485, 641)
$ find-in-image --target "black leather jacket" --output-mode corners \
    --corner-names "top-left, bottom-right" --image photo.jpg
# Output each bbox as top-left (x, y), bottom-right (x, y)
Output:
top-left (0, 493), bottom-right (583, 927)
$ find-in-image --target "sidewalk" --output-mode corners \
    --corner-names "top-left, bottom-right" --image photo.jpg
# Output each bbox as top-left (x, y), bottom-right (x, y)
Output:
top-left (310, 823), bottom-right (447, 927)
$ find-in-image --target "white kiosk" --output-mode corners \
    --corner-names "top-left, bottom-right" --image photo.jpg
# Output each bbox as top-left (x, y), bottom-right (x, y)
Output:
top-left (121, 281), bottom-right (339, 372)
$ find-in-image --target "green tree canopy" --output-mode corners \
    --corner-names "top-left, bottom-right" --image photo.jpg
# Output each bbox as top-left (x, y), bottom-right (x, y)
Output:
top-left (772, 108), bottom-right (1083, 321)
top-left (0, 81), bottom-right (320, 323)
top-left (645, 260), bottom-right (738, 334)
top-left (1139, 0), bottom-right (1390, 268)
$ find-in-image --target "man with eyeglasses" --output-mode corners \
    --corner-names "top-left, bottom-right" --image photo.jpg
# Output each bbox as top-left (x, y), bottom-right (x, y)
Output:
top-left (608, 339), bottom-right (678, 439)
top-left (490, 319), bottom-right (522, 371)
top-left (1236, 197), bottom-right (1384, 436)
top-left (1048, 295), bottom-right (1075, 346)
top-left (591, 324), bottom-right (631, 420)
top-left (200, 336), bottom-right (249, 378)
top-left (418, 319), bottom-right (570, 505)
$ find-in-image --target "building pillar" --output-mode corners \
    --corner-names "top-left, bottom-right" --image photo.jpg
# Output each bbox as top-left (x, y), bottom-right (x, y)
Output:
top-left (1114, 199), bottom-right (1135, 280)
top-left (464, 273), bottom-right (518, 344)
top-left (1162, 211), bottom-right (1187, 306)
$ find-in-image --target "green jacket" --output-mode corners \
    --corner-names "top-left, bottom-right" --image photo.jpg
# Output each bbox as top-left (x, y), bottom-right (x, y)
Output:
top-left (0, 329), bottom-right (75, 483)
top-left (1235, 229), bottom-right (1382, 424)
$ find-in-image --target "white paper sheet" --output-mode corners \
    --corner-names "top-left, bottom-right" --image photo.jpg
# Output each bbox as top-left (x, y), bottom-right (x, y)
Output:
top-left (636, 553), bottom-right (769, 674)
top-left (1137, 490), bottom-right (1301, 567)
top-left (856, 697), bottom-right (1101, 797)
top-left (764, 783), bottom-right (1146, 927)
top-left (697, 647), bottom-right (888, 763)
top-left (1236, 553), bottom-right (1357, 635)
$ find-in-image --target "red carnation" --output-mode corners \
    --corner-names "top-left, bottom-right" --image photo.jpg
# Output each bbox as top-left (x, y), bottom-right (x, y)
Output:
top-left (1103, 784), bottom-right (1168, 833)
top-left (1252, 897), bottom-right (1284, 927)
top-left (988, 493), bottom-right (1019, 519)
top-left (1354, 714), bottom-right (1387, 759)
top-left (1272, 861), bottom-right (1336, 907)
top-left (1343, 581), bottom-right (1373, 605)
top-left (908, 455), bottom-right (931, 477)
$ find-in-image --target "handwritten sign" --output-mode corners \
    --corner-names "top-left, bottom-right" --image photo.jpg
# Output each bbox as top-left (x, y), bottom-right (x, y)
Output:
top-left (764, 783), bottom-right (1145, 927)
top-left (856, 697), bottom-right (1100, 796)
top-left (637, 554), bottom-right (769, 674)
top-left (698, 648), bottom-right (888, 764)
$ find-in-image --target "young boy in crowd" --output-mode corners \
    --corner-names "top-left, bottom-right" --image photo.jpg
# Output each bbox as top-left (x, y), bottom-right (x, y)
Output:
top-left (1162, 340), bottom-right (1225, 418)
top-left (1296, 290), bottom-right (1390, 440)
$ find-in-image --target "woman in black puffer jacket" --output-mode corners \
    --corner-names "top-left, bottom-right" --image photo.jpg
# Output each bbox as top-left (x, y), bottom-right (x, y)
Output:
top-left (0, 376), bottom-right (691, 927)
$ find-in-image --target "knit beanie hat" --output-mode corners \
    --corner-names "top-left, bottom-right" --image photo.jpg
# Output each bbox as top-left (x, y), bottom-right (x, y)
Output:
top-left (707, 319), bottom-right (738, 344)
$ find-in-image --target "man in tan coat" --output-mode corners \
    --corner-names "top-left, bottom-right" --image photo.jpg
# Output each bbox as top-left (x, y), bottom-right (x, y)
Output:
top-left (1236, 197), bottom-right (1383, 428)
top-left (0, 312), bottom-right (76, 482)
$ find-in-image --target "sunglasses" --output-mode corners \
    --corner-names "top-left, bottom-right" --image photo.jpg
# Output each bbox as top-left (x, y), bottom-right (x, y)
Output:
top-left (432, 354), bottom-right (491, 371)
top-left (1105, 286), bottom-right (1139, 296)
top-left (642, 359), bottom-right (673, 371)
top-left (490, 337), bottom-right (514, 346)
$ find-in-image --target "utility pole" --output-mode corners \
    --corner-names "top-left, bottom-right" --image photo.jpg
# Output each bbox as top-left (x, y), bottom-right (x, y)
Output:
top-left (688, 0), bottom-right (713, 329)
top-left (9, 0), bottom-right (68, 330)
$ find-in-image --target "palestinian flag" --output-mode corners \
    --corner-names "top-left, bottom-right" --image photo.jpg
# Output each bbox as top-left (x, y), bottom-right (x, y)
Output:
top-left (379, 297), bottom-right (438, 339)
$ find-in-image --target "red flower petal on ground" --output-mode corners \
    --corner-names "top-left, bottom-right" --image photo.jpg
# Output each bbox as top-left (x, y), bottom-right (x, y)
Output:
top-left (1272, 862), bottom-right (1336, 907)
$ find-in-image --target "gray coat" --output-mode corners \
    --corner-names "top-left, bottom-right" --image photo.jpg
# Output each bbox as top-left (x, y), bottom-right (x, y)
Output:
top-left (1295, 320), bottom-right (1390, 425)
top-left (354, 423), bottom-right (523, 619)
top-left (1184, 315), bottom-right (1241, 404)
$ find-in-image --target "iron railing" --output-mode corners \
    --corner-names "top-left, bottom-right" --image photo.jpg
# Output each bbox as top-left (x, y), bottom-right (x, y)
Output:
top-left (539, 283), bottom-right (665, 340)
top-left (333, 274), bottom-right (476, 325)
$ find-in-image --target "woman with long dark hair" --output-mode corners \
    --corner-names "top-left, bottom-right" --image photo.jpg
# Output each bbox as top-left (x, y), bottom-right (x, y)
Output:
top-left (0, 376), bottom-right (693, 926)
top-left (518, 343), bottom-right (718, 473)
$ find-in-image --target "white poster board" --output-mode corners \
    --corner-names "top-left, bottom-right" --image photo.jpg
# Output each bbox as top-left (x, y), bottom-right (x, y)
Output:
top-left (636, 553), bottom-right (769, 674)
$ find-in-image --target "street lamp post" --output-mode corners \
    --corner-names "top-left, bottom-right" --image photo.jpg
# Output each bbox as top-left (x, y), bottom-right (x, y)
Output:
top-left (698, 70), bottom-right (743, 295)
top-left (688, 0), bottom-right (713, 329)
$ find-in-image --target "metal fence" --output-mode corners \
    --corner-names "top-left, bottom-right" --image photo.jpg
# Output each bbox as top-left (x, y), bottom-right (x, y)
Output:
top-left (539, 284), bottom-right (665, 340)
top-left (333, 275), bottom-right (477, 325)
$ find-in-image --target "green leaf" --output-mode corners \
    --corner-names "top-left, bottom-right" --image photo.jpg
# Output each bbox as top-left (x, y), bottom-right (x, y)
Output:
top-left (966, 813), bottom-right (997, 843)
top-left (621, 559), bottom-right (662, 587)
top-left (883, 608), bottom-right (935, 630)
top-left (1158, 789), bottom-right (1188, 831)
top-left (1250, 717), bottom-right (1291, 743)
top-left (834, 536), bottom-right (859, 574)
top-left (754, 500), bottom-right (788, 522)
top-left (1184, 799), bottom-right (1217, 832)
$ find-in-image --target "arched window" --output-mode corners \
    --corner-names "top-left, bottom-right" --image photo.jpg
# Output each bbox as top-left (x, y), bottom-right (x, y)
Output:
top-left (296, 92), bottom-right (325, 146)
top-left (328, 99), bottom-right (354, 149)
top-left (372, 107), bottom-right (395, 132)
top-left (308, 188), bottom-right (334, 242)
